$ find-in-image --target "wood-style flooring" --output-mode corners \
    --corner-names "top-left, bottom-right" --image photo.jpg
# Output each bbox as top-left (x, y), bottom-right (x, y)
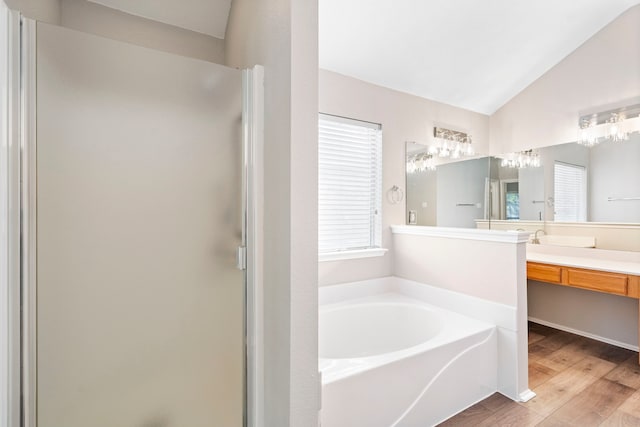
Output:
top-left (438, 322), bottom-right (640, 426)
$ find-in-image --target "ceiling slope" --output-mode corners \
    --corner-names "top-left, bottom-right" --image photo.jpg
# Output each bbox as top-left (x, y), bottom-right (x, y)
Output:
top-left (320, 0), bottom-right (640, 114)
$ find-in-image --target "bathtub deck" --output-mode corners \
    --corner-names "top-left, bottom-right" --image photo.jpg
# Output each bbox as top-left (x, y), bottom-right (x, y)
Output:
top-left (438, 322), bottom-right (640, 426)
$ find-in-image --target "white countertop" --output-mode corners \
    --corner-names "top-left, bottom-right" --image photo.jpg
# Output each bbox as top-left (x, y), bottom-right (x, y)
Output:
top-left (526, 244), bottom-right (640, 276)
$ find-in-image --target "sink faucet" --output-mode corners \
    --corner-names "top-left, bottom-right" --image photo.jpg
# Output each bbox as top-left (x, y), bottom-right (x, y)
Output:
top-left (532, 229), bottom-right (546, 244)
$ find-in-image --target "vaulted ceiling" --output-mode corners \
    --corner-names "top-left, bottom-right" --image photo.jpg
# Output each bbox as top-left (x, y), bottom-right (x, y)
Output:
top-left (319, 0), bottom-right (640, 114)
top-left (87, 1), bottom-right (639, 115)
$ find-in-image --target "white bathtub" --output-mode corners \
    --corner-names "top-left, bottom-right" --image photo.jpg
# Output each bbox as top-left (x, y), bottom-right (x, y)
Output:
top-left (319, 281), bottom-right (498, 427)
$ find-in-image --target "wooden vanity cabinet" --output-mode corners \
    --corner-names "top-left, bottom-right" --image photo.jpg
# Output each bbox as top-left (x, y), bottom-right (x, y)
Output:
top-left (629, 275), bottom-right (640, 298)
top-left (527, 262), bottom-right (639, 299)
top-left (527, 262), bottom-right (640, 365)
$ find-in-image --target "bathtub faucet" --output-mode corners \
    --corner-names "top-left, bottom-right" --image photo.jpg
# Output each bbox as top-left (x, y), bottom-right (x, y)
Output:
top-left (532, 229), bottom-right (546, 244)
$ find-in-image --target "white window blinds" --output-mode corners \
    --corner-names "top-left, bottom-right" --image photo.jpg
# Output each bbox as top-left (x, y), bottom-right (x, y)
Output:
top-left (554, 161), bottom-right (587, 222)
top-left (318, 114), bottom-right (382, 254)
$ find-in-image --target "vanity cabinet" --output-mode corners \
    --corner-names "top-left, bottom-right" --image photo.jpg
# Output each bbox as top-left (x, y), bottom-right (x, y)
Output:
top-left (527, 262), bottom-right (640, 299)
top-left (528, 261), bottom-right (640, 364)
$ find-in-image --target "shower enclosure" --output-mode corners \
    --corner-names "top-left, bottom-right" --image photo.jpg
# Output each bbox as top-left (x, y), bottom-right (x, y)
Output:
top-left (1, 9), bottom-right (260, 427)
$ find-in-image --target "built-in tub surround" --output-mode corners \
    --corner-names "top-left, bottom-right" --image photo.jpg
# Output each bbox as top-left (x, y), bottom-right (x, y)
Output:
top-left (319, 278), bottom-right (498, 427)
top-left (391, 226), bottom-right (532, 401)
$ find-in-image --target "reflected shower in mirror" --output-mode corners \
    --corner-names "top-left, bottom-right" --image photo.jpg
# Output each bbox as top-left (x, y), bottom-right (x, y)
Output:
top-left (488, 154), bottom-right (544, 222)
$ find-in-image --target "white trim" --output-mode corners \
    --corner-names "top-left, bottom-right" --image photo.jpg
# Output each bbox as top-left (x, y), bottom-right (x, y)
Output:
top-left (20, 17), bottom-right (37, 427)
top-left (476, 220), bottom-right (543, 228)
top-left (391, 225), bottom-right (530, 244)
top-left (1, 7), bottom-right (21, 427)
top-left (318, 247), bottom-right (388, 262)
top-left (477, 220), bottom-right (640, 230)
top-left (244, 66), bottom-right (264, 427)
top-left (528, 316), bottom-right (640, 352)
top-left (547, 221), bottom-right (640, 229)
top-left (518, 389), bottom-right (536, 402)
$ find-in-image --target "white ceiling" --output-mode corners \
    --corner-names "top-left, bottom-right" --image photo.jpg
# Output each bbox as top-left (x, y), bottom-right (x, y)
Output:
top-left (319, 0), bottom-right (640, 115)
top-left (87, 0), bottom-right (232, 39)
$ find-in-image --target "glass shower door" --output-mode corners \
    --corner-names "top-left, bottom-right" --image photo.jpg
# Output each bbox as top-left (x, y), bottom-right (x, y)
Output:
top-left (34, 22), bottom-right (244, 427)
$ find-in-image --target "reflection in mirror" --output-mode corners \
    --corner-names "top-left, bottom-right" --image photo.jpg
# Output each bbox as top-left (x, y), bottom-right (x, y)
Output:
top-left (405, 135), bottom-right (640, 249)
top-left (488, 155), bottom-right (544, 221)
top-left (487, 135), bottom-right (639, 224)
top-left (535, 135), bottom-right (640, 223)
top-left (406, 142), bottom-right (489, 228)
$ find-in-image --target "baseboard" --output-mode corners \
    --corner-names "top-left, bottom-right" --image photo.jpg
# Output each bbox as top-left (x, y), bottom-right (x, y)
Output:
top-left (518, 389), bottom-right (536, 402)
top-left (528, 316), bottom-right (639, 352)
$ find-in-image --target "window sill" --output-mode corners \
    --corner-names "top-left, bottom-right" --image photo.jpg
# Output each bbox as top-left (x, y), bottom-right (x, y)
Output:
top-left (318, 248), bottom-right (388, 262)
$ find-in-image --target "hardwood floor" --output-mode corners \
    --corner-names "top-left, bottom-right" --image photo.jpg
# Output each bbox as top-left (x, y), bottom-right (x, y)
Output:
top-left (439, 322), bottom-right (640, 426)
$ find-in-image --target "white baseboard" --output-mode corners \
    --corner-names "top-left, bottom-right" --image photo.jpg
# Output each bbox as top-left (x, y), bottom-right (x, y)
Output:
top-left (528, 316), bottom-right (639, 352)
top-left (518, 389), bottom-right (536, 402)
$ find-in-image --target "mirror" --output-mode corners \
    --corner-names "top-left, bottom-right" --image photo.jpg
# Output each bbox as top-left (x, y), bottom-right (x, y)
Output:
top-left (406, 142), bottom-right (490, 228)
top-left (488, 156), bottom-right (545, 221)
top-left (405, 135), bottom-right (640, 249)
top-left (486, 135), bottom-right (640, 223)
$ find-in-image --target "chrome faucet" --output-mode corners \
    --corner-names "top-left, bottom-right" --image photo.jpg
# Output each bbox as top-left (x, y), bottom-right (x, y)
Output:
top-left (532, 229), bottom-right (546, 244)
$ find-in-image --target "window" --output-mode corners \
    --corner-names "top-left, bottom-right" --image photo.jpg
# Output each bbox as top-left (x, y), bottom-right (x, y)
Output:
top-left (318, 114), bottom-right (383, 260)
top-left (504, 182), bottom-right (520, 220)
top-left (554, 161), bottom-right (587, 222)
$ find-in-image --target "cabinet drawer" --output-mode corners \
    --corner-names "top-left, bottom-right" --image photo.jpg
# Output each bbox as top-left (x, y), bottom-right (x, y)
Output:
top-left (528, 262), bottom-right (562, 284)
top-left (566, 268), bottom-right (628, 296)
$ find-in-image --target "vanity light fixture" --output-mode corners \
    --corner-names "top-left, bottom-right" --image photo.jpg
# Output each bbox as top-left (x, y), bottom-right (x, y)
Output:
top-left (406, 152), bottom-right (436, 173)
top-left (431, 127), bottom-right (474, 159)
top-left (606, 112), bottom-right (628, 142)
top-left (578, 115), bottom-right (598, 146)
top-left (500, 149), bottom-right (541, 169)
top-left (577, 103), bottom-right (640, 146)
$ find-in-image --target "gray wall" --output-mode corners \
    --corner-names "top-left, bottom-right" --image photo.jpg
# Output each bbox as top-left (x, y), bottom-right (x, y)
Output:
top-left (528, 281), bottom-right (638, 348)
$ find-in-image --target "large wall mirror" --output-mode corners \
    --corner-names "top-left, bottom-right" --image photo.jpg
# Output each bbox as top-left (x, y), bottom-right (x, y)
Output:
top-left (405, 133), bottom-right (640, 250)
top-left (406, 141), bottom-right (491, 228)
top-left (487, 135), bottom-right (640, 224)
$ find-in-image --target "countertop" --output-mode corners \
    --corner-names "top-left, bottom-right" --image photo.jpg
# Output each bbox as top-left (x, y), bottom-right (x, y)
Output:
top-left (526, 244), bottom-right (640, 276)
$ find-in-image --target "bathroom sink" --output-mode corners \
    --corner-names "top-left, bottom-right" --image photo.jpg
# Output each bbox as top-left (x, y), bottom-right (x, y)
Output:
top-left (535, 235), bottom-right (596, 248)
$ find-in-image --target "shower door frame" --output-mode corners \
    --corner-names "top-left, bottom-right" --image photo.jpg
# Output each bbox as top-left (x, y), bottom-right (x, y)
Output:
top-left (1, 7), bottom-right (22, 427)
top-left (2, 15), bottom-right (264, 427)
